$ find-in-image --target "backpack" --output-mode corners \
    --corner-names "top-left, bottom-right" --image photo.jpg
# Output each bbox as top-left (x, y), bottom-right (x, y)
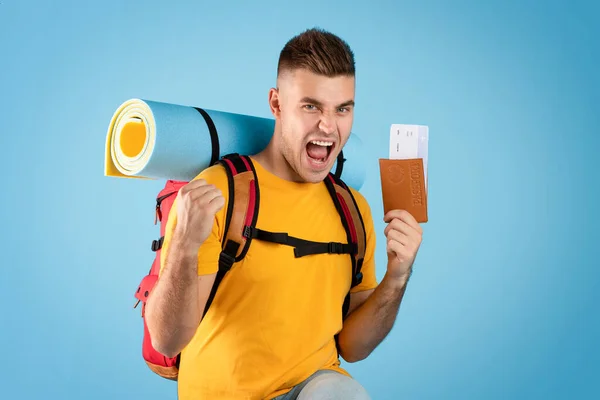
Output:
top-left (133, 153), bottom-right (367, 381)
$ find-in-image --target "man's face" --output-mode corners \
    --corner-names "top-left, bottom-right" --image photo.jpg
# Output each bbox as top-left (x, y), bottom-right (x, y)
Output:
top-left (271, 68), bottom-right (355, 183)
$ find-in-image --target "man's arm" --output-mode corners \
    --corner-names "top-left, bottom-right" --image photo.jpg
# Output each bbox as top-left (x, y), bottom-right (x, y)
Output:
top-left (338, 209), bottom-right (422, 363)
top-left (144, 178), bottom-right (225, 358)
top-left (337, 272), bottom-right (409, 363)
top-left (145, 231), bottom-right (217, 358)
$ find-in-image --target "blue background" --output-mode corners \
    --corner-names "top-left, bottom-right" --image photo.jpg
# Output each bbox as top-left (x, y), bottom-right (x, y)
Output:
top-left (1, 0), bottom-right (599, 399)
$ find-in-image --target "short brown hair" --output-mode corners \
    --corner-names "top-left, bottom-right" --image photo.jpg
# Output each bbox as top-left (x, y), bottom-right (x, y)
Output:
top-left (277, 28), bottom-right (355, 78)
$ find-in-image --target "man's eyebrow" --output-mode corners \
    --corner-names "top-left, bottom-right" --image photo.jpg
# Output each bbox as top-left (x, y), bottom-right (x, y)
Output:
top-left (300, 97), bottom-right (355, 108)
top-left (338, 100), bottom-right (355, 108)
top-left (300, 97), bottom-right (324, 107)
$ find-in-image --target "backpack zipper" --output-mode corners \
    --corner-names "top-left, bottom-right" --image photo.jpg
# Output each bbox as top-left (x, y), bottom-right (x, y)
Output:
top-left (155, 191), bottom-right (177, 224)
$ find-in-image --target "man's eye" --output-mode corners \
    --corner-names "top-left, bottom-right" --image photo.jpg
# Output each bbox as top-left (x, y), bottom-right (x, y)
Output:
top-left (304, 105), bottom-right (316, 110)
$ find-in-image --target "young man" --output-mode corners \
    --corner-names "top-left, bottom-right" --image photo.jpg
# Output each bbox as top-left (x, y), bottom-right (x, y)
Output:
top-left (145, 28), bottom-right (423, 400)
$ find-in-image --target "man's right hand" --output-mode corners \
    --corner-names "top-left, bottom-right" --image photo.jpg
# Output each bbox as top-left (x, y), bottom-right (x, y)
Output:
top-left (174, 179), bottom-right (225, 251)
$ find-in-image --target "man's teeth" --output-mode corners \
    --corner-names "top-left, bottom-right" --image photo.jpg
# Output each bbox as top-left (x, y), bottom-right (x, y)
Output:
top-left (310, 140), bottom-right (333, 146)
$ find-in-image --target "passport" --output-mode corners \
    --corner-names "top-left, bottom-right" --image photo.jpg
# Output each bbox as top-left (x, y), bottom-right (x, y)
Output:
top-left (379, 158), bottom-right (428, 223)
top-left (380, 124), bottom-right (429, 223)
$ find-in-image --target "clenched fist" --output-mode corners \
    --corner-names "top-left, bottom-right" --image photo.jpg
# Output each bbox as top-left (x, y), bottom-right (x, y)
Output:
top-left (174, 179), bottom-right (225, 250)
top-left (383, 209), bottom-right (423, 282)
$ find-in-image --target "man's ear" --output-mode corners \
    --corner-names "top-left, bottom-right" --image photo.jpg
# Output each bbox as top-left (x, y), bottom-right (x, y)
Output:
top-left (268, 87), bottom-right (281, 118)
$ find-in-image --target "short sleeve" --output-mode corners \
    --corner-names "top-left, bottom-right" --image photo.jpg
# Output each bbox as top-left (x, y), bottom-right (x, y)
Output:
top-left (159, 164), bottom-right (230, 276)
top-left (349, 189), bottom-right (378, 293)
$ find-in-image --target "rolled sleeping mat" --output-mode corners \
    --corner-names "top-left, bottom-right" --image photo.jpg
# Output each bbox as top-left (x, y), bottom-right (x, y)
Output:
top-left (104, 98), bottom-right (366, 190)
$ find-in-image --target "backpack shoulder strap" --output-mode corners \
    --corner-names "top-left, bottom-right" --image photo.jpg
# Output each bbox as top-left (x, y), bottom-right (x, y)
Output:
top-left (323, 173), bottom-right (367, 318)
top-left (202, 153), bottom-right (260, 317)
top-left (218, 153), bottom-right (260, 265)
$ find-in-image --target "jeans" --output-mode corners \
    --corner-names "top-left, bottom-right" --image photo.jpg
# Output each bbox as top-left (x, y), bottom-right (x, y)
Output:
top-left (271, 370), bottom-right (371, 400)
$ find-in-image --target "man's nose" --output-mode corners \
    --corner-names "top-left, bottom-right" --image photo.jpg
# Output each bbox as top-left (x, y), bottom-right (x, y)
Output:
top-left (318, 114), bottom-right (336, 135)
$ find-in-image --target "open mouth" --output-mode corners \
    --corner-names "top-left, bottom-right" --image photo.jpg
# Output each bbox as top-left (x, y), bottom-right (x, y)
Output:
top-left (306, 140), bottom-right (334, 166)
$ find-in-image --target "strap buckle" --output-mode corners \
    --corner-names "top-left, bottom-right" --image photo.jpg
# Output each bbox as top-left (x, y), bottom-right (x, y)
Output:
top-left (243, 226), bottom-right (254, 238)
top-left (151, 237), bottom-right (164, 252)
top-left (353, 271), bottom-right (364, 286)
top-left (218, 251), bottom-right (236, 272)
top-left (328, 242), bottom-right (345, 254)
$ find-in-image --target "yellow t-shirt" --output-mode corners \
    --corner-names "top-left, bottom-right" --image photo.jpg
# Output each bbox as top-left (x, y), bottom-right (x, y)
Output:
top-left (160, 156), bottom-right (378, 400)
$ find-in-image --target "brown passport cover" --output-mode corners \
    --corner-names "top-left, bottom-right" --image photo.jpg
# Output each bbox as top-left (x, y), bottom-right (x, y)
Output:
top-left (379, 158), bottom-right (428, 223)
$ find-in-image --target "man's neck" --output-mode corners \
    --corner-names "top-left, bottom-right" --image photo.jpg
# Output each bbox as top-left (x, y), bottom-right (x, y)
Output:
top-left (252, 141), bottom-right (301, 183)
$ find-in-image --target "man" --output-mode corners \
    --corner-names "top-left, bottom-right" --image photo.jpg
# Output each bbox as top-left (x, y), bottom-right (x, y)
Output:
top-left (145, 27), bottom-right (423, 400)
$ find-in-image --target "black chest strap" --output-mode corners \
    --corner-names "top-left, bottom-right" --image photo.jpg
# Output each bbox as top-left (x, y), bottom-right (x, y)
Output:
top-left (243, 226), bottom-right (357, 258)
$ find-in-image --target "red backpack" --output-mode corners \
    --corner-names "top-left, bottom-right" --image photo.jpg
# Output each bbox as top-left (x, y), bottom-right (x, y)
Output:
top-left (133, 153), bottom-right (367, 380)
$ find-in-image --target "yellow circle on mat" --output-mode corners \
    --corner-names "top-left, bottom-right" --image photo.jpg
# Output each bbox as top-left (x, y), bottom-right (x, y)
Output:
top-left (120, 120), bottom-right (147, 158)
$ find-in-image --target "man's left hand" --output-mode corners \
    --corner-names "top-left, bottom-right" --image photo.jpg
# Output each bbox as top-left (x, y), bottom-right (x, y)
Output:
top-left (383, 209), bottom-right (423, 282)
